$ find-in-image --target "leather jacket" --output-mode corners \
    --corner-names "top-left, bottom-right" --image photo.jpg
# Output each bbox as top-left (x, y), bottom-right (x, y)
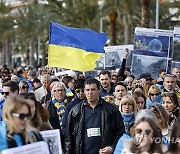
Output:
top-left (64, 98), bottom-right (125, 154)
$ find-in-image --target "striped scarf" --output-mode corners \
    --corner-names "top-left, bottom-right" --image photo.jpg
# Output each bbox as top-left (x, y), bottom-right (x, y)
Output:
top-left (52, 97), bottom-right (68, 126)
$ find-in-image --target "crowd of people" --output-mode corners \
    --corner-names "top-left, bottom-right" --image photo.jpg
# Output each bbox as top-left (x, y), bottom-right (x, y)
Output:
top-left (0, 50), bottom-right (179, 153)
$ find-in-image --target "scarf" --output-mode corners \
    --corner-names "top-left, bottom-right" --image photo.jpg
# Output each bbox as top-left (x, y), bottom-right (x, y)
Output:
top-left (7, 132), bottom-right (26, 148)
top-left (52, 97), bottom-right (68, 126)
top-left (168, 107), bottom-right (180, 127)
top-left (121, 112), bottom-right (135, 134)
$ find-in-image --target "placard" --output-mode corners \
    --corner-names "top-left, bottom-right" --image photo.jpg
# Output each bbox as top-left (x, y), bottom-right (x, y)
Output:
top-left (2, 141), bottom-right (49, 154)
top-left (95, 45), bottom-right (134, 70)
top-left (172, 27), bottom-right (180, 61)
top-left (134, 27), bottom-right (173, 57)
top-left (40, 129), bottom-right (62, 154)
top-left (131, 54), bottom-right (171, 79)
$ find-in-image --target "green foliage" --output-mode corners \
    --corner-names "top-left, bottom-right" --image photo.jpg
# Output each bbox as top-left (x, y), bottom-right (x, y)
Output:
top-left (0, 0), bottom-right (179, 66)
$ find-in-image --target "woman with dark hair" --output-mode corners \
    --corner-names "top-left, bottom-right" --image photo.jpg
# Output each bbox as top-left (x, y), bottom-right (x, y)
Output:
top-left (62, 75), bottom-right (75, 99)
top-left (162, 92), bottom-right (180, 127)
top-left (167, 118), bottom-right (180, 153)
top-left (62, 76), bottom-right (75, 91)
top-left (132, 91), bottom-right (146, 111)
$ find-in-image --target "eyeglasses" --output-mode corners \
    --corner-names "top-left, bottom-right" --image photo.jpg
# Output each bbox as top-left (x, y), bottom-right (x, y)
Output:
top-left (12, 112), bottom-right (31, 120)
top-left (165, 74), bottom-right (176, 78)
top-left (1, 92), bottom-right (10, 96)
top-left (75, 89), bottom-right (84, 93)
top-left (53, 89), bottom-right (65, 93)
top-left (22, 85), bottom-right (29, 89)
top-left (135, 128), bottom-right (152, 135)
top-left (149, 93), bottom-right (160, 97)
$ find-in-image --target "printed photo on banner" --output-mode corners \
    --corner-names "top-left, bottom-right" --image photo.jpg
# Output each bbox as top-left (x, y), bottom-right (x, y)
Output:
top-left (131, 54), bottom-right (171, 79)
top-left (95, 45), bottom-right (134, 70)
top-left (2, 141), bottom-right (49, 154)
top-left (172, 27), bottom-right (180, 61)
top-left (171, 61), bottom-right (180, 68)
top-left (133, 27), bottom-right (173, 57)
top-left (40, 129), bottom-right (62, 154)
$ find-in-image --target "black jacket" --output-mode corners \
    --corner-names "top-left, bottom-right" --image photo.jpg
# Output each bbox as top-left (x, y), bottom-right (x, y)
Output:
top-left (64, 98), bottom-right (125, 154)
top-left (62, 97), bottom-right (84, 135)
top-left (46, 99), bottom-right (61, 129)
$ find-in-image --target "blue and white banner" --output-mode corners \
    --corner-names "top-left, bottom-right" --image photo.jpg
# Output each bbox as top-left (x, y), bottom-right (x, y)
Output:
top-left (133, 27), bottom-right (173, 58)
top-left (172, 27), bottom-right (180, 61)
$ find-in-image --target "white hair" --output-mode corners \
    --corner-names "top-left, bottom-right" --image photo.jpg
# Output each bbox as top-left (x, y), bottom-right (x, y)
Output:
top-left (135, 109), bottom-right (156, 124)
top-left (51, 82), bottom-right (67, 95)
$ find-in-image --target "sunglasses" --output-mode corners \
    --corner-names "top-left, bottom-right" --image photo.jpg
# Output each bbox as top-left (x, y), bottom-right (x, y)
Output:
top-left (22, 85), bottom-right (29, 89)
top-left (149, 93), bottom-right (160, 96)
top-left (12, 112), bottom-right (31, 120)
top-left (75, 89), bottom-right (84, 93)
top-left (135, 128), bottom-right (152, 135)
top-left (165, 74), bottom-right (176, 78)
top-left (1, 92), bottom-right (10, 96)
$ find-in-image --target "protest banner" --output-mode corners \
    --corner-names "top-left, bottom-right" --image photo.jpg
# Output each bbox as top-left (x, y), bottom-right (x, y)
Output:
top-left (54, 68), bottom-right (76, 77)
top-left (95, 45), bottom-right (134, 70)
top-left (40, 129), bottom-right (62, 154)
top-left (171, 61), bottom-right (180, 68)
top-left (2, 141), bottom-right (49, 154)
top-left (133, 27), bottom-right (173, 57)
top-left (172, 27), bottom-right (180, 61)
top-left (131, 54), bottom-right (171, 79)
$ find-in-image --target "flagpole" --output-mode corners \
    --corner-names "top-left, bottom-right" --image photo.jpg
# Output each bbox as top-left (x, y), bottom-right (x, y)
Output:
top-left (156, 0), bottom-right (159, 29)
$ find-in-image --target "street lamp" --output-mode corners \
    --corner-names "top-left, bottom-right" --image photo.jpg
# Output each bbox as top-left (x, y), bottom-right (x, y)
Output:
top-left (98, 0), bottom-right (105, 33)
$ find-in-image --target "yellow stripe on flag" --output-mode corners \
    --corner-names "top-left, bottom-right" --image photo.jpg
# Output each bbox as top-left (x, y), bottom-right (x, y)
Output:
top-left (48, 44), bottom-right (103, 71)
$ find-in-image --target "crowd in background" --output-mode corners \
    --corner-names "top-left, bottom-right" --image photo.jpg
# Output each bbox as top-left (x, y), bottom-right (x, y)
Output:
top-left (0, 50), bottom-right (179, 154)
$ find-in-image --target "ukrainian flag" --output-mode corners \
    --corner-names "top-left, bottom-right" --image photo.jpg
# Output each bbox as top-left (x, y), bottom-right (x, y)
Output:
top-left (48, 22), bottom-right (107, 71)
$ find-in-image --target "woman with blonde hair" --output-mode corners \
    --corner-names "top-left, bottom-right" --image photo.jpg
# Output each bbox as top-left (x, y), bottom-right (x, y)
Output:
top-left (119, 95), bottom-right (137, 134)
top-left (146, 84), bottom-right (162, 107)
top-left (0, 96), bottom-right (43, 151)
top-left (19, 80), bottom-right (29, 94)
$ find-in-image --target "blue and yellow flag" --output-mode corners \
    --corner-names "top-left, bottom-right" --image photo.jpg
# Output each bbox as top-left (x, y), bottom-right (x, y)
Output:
top-left (48, 22), bottom-right (107, 71)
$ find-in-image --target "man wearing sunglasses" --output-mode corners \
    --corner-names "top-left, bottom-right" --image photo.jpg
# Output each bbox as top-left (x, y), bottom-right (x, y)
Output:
top-left (62, 79), bottom-right (86, 135)
top-left (0, 81), bottom-right (19, 121)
